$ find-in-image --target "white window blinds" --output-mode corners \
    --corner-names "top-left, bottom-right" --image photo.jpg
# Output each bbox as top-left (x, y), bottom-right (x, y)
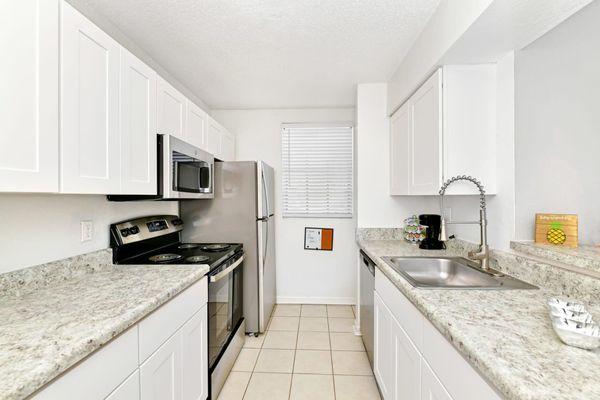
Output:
top-left (282, 124), bottom-right (353, 218)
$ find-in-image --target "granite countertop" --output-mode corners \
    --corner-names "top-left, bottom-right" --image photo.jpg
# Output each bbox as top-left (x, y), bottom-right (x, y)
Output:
top-left (358, 238), bottom-right (600, 400)
top-left (0, 250), bottom-right (209, 400)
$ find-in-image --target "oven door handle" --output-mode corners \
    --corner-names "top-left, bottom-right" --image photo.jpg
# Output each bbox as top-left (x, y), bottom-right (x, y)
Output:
top-left (209, 256), bottom-right (244, 282)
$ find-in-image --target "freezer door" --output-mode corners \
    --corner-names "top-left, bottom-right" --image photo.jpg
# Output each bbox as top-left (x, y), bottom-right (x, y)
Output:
top-left (257, 216), bottom-right (276, 332)
top-left (257, 162), bottom-right (275, 218)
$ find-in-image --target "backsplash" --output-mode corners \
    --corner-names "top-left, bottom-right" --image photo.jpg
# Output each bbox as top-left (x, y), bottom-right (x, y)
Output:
top-left (0, 194), bottom-right (177, 274)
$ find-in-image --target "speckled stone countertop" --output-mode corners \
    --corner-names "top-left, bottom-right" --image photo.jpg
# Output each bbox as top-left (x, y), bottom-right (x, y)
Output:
top-left (512, 241), bottom-right (600, 276)
top-left (0, 249), bottom-right (209, 400)
top-left (357, 234), bottom-right (600, 400)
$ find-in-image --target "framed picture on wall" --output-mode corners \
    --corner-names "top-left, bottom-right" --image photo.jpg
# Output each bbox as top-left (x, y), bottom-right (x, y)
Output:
top-left (304, 227), bottom-right (334, 251)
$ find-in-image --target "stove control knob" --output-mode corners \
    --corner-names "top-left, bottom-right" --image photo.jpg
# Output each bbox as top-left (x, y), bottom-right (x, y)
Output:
top-left (129, 226), bottom-right (140, 234)
top-left (120, 228), bottom-right (131, 237)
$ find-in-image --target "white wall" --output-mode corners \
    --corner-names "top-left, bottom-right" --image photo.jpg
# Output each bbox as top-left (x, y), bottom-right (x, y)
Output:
top-left (515, 1), bottom-right (600, 244)
top-left (356, 83), bottom-right (439, 227)
top-left (212, 108), bottom-right (357, 304)
top-left (0, 194), bottom-right (177, 273)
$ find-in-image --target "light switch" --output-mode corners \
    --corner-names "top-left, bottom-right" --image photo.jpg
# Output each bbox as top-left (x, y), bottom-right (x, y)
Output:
top-left (81, 220), bottom-right (93, 242)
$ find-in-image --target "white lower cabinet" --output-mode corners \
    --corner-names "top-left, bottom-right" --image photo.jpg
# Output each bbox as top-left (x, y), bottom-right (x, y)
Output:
top-left (421, 362), bottom-right (452, 400)
top-left (374, 292), bottom-right (421, 400)
top-left (374, 269), bottom-right (501, 400)
top-left (181, 307), bottom-right (209, 400)
top-left (33, 277), bottom-right (208, 400)
top-left (106, 371), bottom-right (141, 400)
top-left (141, 330), bottom-right (183, 400)
top-left (374, 292), bottom-right (394, 399)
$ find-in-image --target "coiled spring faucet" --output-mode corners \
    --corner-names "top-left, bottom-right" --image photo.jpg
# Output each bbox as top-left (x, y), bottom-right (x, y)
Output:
top-left (439, 175), bottom-right (490, 270)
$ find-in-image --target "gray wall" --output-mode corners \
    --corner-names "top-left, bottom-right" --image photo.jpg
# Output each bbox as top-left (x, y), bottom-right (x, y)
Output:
top-left (515, 0), bottom-right (600, 244)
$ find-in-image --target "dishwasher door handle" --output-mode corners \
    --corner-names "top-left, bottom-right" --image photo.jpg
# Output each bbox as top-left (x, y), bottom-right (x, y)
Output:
top-left (361, 252), bottom-right (376, 275)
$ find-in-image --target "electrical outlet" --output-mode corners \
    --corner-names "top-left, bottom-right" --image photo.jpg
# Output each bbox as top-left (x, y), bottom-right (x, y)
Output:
top-left (81, 220), bottom-right (93, 242)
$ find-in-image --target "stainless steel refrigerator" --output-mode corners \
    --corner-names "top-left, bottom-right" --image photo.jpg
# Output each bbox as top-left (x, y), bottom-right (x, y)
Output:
top-left (180, 161), bottom-right (276, 334)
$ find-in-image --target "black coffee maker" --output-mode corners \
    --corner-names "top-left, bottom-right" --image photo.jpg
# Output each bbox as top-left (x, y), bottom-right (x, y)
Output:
top-left (418, 214), bottom-right (445, 250)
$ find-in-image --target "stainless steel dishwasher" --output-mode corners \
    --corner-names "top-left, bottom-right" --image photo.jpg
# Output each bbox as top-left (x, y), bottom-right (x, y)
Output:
top-left (359, 250), bottom-right (375, 367)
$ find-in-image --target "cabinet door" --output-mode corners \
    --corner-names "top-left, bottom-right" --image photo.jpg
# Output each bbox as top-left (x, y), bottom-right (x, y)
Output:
top-left (120, 49), bottom-right (157, 195)
top-left (393, 318), bottom-right (421, 400)
top-left (140, 332), bottom-right (182, 400)
top-left (186, 101), bottom-right (207, 150)
top-left (220, 130), bottom-right (235, 161)
top-left (421, 361), bottom-right (453, 400)
top-left (206, 117), bottom-right (222, 158)
top-left (106, 370), bottom-right (141, 400)
top-left (390, 102), bottom-right (410, 195)
top-left (157, 77), bottom-right (186, 140)
top-left (0, 0), bottom-right (59, 192)
top-left (374, 292), bottom-right (394, 399)
top-left (60, 1), bottom-right (120, 194)
top-left (409, 69), bottom-right (442, 195)
top-left (181, 306), bottom-right (208, 400)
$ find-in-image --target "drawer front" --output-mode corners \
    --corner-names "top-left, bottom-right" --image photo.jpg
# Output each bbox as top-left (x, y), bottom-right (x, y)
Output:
top-left (422, 318), bottom-right (501, 400)
top-left (375, 269), bottom-right (424, 349)
top-left (33, 327), bottom-right (138, 400)
top-left (139, 277), bottom-right (208, 362)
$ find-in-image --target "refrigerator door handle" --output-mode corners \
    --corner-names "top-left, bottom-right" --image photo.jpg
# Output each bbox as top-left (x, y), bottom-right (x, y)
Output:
top-left (261, 166), bottom-right (270, 218)
top-left (262, 219), bottom-right (268, 273)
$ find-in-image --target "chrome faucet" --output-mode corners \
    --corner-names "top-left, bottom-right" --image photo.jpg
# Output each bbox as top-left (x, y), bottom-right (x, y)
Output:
top-left (438, 175), bottom-right (490, 270)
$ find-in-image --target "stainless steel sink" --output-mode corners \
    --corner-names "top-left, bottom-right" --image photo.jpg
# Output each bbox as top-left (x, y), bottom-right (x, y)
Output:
top-left (381, 256), bottom-right (537, 289)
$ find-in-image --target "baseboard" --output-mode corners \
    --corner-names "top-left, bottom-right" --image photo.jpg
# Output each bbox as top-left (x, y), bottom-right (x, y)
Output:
top-left (276, 296), bottom-right (356, 305)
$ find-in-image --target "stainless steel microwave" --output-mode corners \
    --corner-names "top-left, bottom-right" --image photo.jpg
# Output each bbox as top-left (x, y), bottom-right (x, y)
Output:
top-left (159, 134), bottom-right (214, 199)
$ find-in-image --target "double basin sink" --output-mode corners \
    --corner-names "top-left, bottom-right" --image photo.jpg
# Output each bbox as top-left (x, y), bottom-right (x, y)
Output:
top-left (381, 256), bottom-right (537, 290)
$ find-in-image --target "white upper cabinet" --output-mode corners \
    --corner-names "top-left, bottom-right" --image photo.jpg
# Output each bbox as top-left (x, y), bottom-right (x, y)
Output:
top-left (409, 69), bottom-right (443, 195)
top-left (186, 101), bottom-right (207, 149)
top-left (220, 130), bottom-right (236, 161)
top-left (61, 1), bottom-right (121, 194)
top-left (120, 49), bottom-right (157, 195)
top-left (442, 65), bottom-right (497, 195)
top-left (0, 0), bottom-right (59, 193)
top-left (389, 101), bottom-right (410, 195)
top-left (157, 77), bottom-right (187, 140)
top-left (390, 66), bottom-right (497, 196)
top-left (206, 116), bottom-right (222, 158)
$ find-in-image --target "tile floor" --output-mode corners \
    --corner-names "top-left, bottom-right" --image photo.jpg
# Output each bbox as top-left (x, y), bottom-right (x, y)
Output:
top-left (217, 304), bottom-right (381, 400)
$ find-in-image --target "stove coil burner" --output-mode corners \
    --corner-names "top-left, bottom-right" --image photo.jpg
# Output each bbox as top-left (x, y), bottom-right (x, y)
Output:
top-left (148, 253), bottom-right (183, 263)
top-left (186, 255), bottom-right (211, 263)
top-left (201, 244), bottom-right (231, 252)
top-left (178, 244), bottom-right (200, 249)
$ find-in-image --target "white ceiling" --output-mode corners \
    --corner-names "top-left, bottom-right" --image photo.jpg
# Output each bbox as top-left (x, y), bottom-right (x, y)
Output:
top-left (78, 0), bottom-right (440, 109)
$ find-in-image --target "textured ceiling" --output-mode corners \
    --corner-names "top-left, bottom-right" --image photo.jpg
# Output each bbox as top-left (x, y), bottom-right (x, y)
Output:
top-left (77, 0), bottom-right (440, 109)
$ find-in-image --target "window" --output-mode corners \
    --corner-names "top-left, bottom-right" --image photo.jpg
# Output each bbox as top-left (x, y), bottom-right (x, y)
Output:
top-left (282, 123), bottom-right (354, 218)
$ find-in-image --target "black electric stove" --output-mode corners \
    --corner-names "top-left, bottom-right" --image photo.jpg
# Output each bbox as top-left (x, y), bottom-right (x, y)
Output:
top-left (110, 215), bottom-right (246, 400)
top-left (109, 214), bottom-right (242, 271)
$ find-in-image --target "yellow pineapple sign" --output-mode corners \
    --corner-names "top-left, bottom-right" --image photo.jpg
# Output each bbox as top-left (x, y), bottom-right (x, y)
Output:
top-left (535, 214), bottom-right (578, 248)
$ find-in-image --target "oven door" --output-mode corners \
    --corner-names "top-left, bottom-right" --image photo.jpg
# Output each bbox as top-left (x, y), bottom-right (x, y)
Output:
top-left (208, 253), bottom-right (244, 370)
top-left (160, 134), bottom-right (214, 199)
